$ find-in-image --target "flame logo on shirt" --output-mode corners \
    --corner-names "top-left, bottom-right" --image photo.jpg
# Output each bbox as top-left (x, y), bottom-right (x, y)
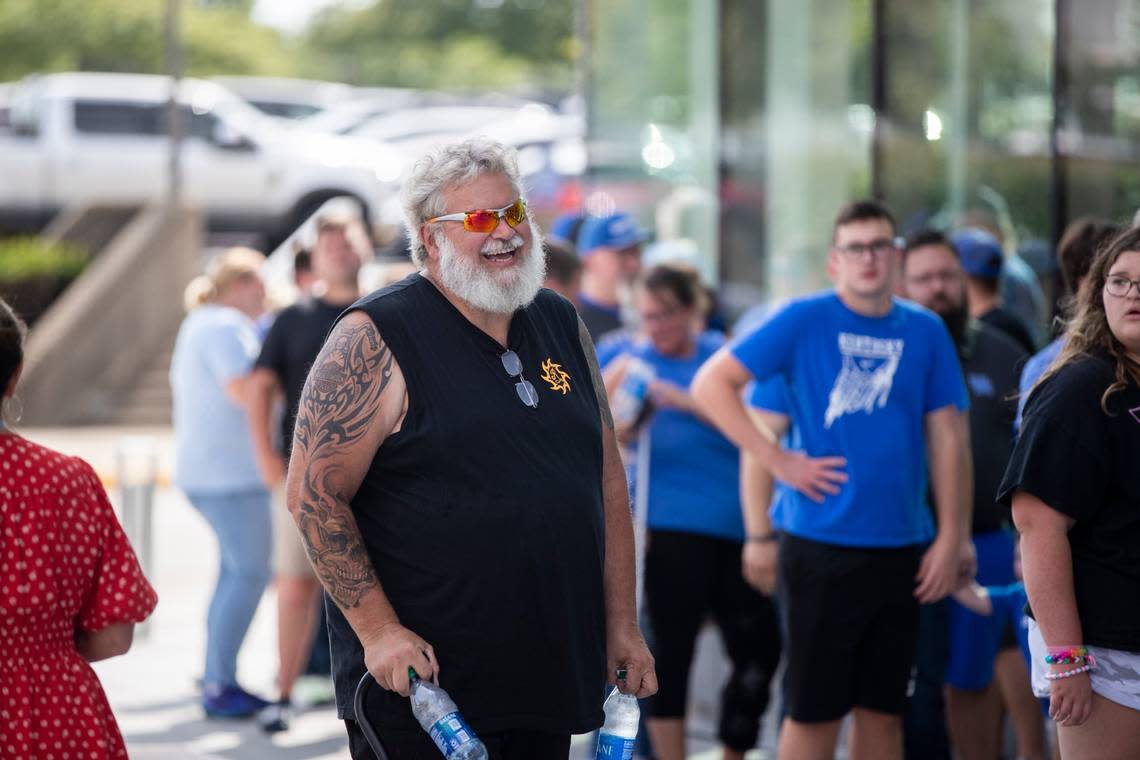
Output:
top-left (1130, 405), bottom-right (1140, 425)
top-left (540, 358), bottom-right (571, 394)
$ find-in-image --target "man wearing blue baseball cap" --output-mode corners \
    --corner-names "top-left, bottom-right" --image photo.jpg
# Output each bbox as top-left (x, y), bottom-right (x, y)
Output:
top-left (547, 211), bottom-right (587, 248)
top-left (576, 211), bottom-right (647, 340)
top-left (953, 228), bottom-right (1038, 355)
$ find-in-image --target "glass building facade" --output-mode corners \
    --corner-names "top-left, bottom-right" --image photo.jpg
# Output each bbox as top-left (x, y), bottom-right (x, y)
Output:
top-left (583, 0), bottom-right (1140, 320)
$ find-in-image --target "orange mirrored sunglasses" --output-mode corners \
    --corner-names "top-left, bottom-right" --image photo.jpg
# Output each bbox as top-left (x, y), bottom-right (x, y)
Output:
top-left (426, 198), bottom-right (527, 233)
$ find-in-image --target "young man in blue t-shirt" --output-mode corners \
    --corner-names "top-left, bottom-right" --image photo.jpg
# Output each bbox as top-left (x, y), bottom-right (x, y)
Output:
top-left (693, 200), bottom-right (974, 760)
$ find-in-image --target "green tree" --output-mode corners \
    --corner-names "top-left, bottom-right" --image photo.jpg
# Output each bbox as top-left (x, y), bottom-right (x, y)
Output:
top-left (300, 0), bottom-right (575, 90)
top-left (0, 0), bottom-right (298, 81)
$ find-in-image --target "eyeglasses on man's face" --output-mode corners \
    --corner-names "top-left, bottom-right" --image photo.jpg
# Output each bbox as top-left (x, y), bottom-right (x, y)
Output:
top-left (500, 349), bottom-right (539, 408)
top-left (835, 237), bottom-right (904, 258)
top-left (426, 198), bottom-right (527, 234)
top-left (1105, 274), bottom-right (1140, 298)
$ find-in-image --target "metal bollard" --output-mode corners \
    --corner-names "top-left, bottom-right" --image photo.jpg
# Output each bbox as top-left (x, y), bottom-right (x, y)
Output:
top-left (115, 435), bottom-right (157, 639)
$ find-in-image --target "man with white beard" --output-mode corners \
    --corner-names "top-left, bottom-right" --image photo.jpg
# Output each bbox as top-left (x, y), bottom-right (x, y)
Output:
top-left (284, 137), bottom-right (657, 759)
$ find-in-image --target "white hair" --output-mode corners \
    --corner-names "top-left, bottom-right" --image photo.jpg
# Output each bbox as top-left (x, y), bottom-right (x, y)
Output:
top-left (401, 136), bottom-right (527, 268)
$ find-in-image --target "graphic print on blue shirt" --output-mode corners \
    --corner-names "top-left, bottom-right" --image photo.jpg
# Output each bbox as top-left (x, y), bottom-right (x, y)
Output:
top-left (824, 333), bottom-right (905, 428)
top-left (730, 291), bottom-right (968, 548)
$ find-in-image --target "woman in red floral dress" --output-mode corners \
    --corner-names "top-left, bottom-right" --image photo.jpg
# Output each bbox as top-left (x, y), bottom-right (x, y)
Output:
top-left (0, 297), bottom-right (158, 759)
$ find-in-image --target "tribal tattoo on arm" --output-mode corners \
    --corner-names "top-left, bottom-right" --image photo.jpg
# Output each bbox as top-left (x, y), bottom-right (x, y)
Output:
top-left (291, 314), bottom-right (396, 609)
top-left (577, 315), bottom-right (615, 431)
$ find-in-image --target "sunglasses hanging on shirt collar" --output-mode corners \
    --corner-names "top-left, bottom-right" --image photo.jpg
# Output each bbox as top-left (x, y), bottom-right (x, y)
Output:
top-left (500, 349), bottom-right (539, 408)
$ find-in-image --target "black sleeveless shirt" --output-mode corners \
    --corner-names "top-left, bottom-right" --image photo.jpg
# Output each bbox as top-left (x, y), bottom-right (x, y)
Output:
top-left (327, 273), bottom-right (607, 735)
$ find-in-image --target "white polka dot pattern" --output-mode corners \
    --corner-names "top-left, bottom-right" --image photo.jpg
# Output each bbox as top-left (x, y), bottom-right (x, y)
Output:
top-left (0, 434), bottom-right (158, 759)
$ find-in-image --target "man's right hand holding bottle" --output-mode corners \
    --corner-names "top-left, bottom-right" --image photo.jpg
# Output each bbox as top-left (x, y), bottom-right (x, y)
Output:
top-left (363, 621), bottom-right (439, 697)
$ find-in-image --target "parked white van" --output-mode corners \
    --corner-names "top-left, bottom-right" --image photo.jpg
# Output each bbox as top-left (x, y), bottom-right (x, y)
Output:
top-left (0, 72), bottom-right (402, 246)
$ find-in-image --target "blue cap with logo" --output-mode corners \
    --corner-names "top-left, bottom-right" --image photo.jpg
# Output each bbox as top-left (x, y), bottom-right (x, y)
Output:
top-left (576, 212), bottom-right (648, 257)
top-left (548, 211), bottom-right (586, 246)
top-left (952, 228), bottom-right (1004, 279)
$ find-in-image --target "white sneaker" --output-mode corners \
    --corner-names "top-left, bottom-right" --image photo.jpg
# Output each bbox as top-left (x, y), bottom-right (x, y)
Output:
top-left (259, 700), bottom-right (291, 733)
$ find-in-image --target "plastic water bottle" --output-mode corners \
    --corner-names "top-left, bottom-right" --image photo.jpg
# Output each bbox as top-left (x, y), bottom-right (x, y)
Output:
top-left (408, 668), bottom-right (488, 759)
top-left (595, 685), bottom-right (639, 759)
top-left (611, 358), bottom-right (655, 428)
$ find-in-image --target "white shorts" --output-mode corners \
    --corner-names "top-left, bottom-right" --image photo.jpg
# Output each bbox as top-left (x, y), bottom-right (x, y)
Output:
top-left (272, 483), bottom-right (316, 578)
top-left (1028, 618), bottom-right (1140, 711)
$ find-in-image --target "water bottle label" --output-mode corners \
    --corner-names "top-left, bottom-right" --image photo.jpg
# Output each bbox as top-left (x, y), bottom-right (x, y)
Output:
top-left (428, 711), bottom-right (479, 758)
top-left (595, 733), bottom-right (635, 760)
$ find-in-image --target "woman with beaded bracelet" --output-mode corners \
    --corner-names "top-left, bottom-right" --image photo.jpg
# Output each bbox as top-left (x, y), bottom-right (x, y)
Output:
top-left (998, 228), bottom-right (1140, 758)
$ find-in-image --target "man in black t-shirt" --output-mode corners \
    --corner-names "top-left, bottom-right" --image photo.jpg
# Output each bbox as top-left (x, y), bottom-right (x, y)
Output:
top-left (902, 230), bottom-right (1042, 760)
top-left (248, 212), bottom-right (370, 732)
top-left (284, 137), bottom-right (656, 760)
top-left (953, 228), bottom-right (1038, 355)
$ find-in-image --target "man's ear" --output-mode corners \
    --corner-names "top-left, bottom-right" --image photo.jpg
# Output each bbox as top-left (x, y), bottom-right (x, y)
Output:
top-left (421, 224), bottom-right (441, 262)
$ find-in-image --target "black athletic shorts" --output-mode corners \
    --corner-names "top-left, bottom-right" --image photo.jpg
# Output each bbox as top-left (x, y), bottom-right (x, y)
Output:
top-left (778, 533), bottom-right (923, 723)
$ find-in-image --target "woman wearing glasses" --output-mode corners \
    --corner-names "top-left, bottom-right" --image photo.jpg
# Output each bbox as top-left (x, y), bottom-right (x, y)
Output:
top-left (604, 263), bottom-right (781, 760)
top-left (999, 228), bottom-right (1140, 758)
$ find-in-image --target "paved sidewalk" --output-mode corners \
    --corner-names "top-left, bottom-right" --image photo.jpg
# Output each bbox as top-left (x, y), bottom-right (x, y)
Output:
top-left (22, 426), bottom-right (781, 759)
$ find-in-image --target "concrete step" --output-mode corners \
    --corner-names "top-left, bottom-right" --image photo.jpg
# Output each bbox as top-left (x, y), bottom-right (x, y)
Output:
top-left (111, 334), bottom-right (178, 426)
top-left (139, 358), bottom-right (172, 377)
top-left (127, 386), bottom-right (172, 404)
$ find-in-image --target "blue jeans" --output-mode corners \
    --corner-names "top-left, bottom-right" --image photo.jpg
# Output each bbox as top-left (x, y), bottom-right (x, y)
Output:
top-left (186, 488), bottom-right (272, 687)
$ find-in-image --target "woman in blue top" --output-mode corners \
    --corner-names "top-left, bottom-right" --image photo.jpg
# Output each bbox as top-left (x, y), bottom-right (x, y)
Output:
top-left (170, 247), bottom-right (274, 719)
top-left (604, 263), bottom-right (781, 760)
